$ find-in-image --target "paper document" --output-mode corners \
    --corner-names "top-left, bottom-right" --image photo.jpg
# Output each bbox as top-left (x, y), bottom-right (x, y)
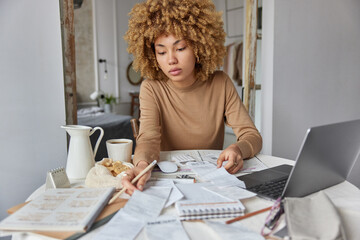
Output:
top-left (123, 187), bottom-right (171, 222)
top-left (241, 157), bottom-right (267, 173)
top-left (96, 187), bottom-right (171, 240)
top-left (160, 150), bottom-right (267, 175)
top-left (197, 150), bottom-right (268, 173)
top-left (201, 167), bottom-right (246, 188)
top-left (203, 185), bottom-right (257, 200)
top-left (197, 150), bottom-right (224, 166)
top-left (146, 179), bottom-right (184, 207)
top-left (145, 215), bottom-right (189, 240)
top-left (205, 220), bottom-right (265, 240)
top-left (160, 150), bottom-right (200, 162)
top-left (186, 161), bottom-right (216, 177)
top-left (186, 162), bottom-right (245, 188)
top-left (172, 154), bottom-right (197, 164)
top-left (96, 211), bottom-right (145, 240)
top-left (175, 182), bottom-right (226, 201)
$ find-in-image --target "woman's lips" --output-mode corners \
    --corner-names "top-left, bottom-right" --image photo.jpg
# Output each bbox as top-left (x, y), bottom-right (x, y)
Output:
top-left (169, 68), bottom-right (182, 76)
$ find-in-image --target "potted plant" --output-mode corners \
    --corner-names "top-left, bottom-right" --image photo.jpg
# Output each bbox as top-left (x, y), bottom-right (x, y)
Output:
top-left (102, 94), bottom-right (116, 113)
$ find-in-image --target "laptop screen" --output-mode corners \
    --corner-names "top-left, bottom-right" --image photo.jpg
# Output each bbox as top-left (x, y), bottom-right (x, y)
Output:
top-left (238, 119), bottom-right (360, 199)
top-left (282, 119), bottom-right (360, 198)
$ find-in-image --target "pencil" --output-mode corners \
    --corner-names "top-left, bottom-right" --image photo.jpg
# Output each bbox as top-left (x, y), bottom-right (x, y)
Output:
top-left (108, 160), bottom-right (157, 204)
top-left (225, 206), bottom-right (272, 224)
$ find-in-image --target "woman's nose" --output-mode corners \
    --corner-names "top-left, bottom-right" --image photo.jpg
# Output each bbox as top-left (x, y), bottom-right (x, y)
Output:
top-left (168, 52), bottom-right (178, 65)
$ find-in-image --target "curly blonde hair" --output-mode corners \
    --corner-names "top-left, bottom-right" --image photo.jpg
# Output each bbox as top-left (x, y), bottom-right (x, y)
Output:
top-left (124, 0), bottom-right (226, 82)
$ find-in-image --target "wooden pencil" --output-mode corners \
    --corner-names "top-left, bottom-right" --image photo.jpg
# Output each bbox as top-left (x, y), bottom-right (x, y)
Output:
top-left (108, 160), bottom-right (157, 204)
top-left (226, 206), bottom-right (272, 224)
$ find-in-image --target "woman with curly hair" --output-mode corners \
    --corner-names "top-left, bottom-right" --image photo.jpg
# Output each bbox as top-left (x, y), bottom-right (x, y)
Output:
top-left (121, 0), bottom-right (262, 195)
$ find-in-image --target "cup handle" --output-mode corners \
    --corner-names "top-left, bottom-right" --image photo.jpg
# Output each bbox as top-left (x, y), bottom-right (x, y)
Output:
top-left (90, 127), bottom-right (104, 157)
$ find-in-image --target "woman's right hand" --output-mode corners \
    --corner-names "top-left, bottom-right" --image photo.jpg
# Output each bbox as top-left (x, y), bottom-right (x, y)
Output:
top-left (121, 160), bottom-right (151, 196)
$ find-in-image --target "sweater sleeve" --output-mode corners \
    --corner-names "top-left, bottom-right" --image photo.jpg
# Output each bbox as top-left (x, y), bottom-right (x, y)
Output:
top-left (133, 80), bottom-right (161, 166)
top-left (223, 73), bottom-right (262, 159)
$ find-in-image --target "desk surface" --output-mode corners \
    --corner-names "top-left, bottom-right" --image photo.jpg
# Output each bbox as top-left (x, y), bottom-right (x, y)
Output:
top-left (10, 154), bottom-right (360, 240)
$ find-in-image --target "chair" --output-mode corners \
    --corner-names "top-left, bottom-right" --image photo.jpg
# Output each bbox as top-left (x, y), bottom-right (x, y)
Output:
top-left (130, 118), bottom-right (139, 140)
top-left (129, 92), bottom-right (140, 117)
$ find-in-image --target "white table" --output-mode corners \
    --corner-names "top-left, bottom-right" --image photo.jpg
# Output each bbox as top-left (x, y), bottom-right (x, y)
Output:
top-left (9, 154), bottom-right (360, 240)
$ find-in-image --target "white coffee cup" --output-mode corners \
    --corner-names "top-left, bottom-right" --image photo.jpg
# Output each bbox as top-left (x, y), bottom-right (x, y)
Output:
top-left (106, 139), bottom-right (133, 163)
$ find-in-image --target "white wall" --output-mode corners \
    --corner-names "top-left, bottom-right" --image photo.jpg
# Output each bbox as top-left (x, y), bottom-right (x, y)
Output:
top-left (0, 0), bottom-right (67, 221)
top-left (116, 0), bottom-right (143, 103)
top-left (261, 0), bottom-right (275, 155)
top-left (261, 0), bottom-right (360, 159)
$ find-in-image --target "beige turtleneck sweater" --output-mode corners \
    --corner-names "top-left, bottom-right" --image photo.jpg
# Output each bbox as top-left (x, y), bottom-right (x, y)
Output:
top-left (133, 71), bottom-right (262, 166)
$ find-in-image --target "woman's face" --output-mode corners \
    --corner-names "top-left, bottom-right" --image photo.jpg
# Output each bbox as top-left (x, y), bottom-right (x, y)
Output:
top-left (154, 34), bottom-right (196, 88)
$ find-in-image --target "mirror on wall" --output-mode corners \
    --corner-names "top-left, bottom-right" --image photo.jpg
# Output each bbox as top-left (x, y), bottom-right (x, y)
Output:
top-left (126, 61), bottom-right (143, 86)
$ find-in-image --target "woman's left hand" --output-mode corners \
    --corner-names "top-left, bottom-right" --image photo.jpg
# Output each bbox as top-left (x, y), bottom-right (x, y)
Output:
top-left (217, 144), bottom-right (243, 174)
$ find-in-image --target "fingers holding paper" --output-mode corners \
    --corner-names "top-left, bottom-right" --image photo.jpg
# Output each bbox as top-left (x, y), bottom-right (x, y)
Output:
top-left (121, 161), bottom-right (152, 196)
top-left (217, 144), bottom-right (243, 174)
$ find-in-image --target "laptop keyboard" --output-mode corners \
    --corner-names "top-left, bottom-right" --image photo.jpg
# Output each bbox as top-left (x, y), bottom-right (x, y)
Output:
top-left (247, 177), bottom-right (288, 199)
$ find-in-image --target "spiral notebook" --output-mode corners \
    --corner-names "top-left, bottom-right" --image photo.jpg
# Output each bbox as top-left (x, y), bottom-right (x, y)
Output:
top-left (175, 200), bottom-right (245, 220)
top-left (175, 183), bottom-right (245, 220)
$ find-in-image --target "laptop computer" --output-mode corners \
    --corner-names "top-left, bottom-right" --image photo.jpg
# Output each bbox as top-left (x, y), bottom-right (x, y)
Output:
top-left (237, 119), bottom-right (360, 200)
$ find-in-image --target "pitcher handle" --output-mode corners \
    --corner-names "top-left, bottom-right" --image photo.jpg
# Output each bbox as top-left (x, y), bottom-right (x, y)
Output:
top-left (89, 127), bottom-right (104, 157)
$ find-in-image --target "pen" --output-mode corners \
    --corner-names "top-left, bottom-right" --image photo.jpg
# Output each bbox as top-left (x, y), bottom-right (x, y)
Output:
top-left (225, 206), bottom-right (272, 224)
top-left (108, 160), bottom-right (157, 204)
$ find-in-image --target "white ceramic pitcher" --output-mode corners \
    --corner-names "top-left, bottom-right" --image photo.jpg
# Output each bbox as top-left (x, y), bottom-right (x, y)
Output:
top-left (61, 125), bottom-right (104, 179)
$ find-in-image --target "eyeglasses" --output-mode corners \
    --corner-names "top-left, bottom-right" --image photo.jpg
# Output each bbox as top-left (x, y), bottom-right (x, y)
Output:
top-left (261, 197), bottom-right (285, 237)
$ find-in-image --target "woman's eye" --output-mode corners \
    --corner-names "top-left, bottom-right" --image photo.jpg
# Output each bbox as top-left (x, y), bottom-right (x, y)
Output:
top-left (157, 52), bottom-right (166, 55)
top-left (177, 47), bottom-right (186, 51)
